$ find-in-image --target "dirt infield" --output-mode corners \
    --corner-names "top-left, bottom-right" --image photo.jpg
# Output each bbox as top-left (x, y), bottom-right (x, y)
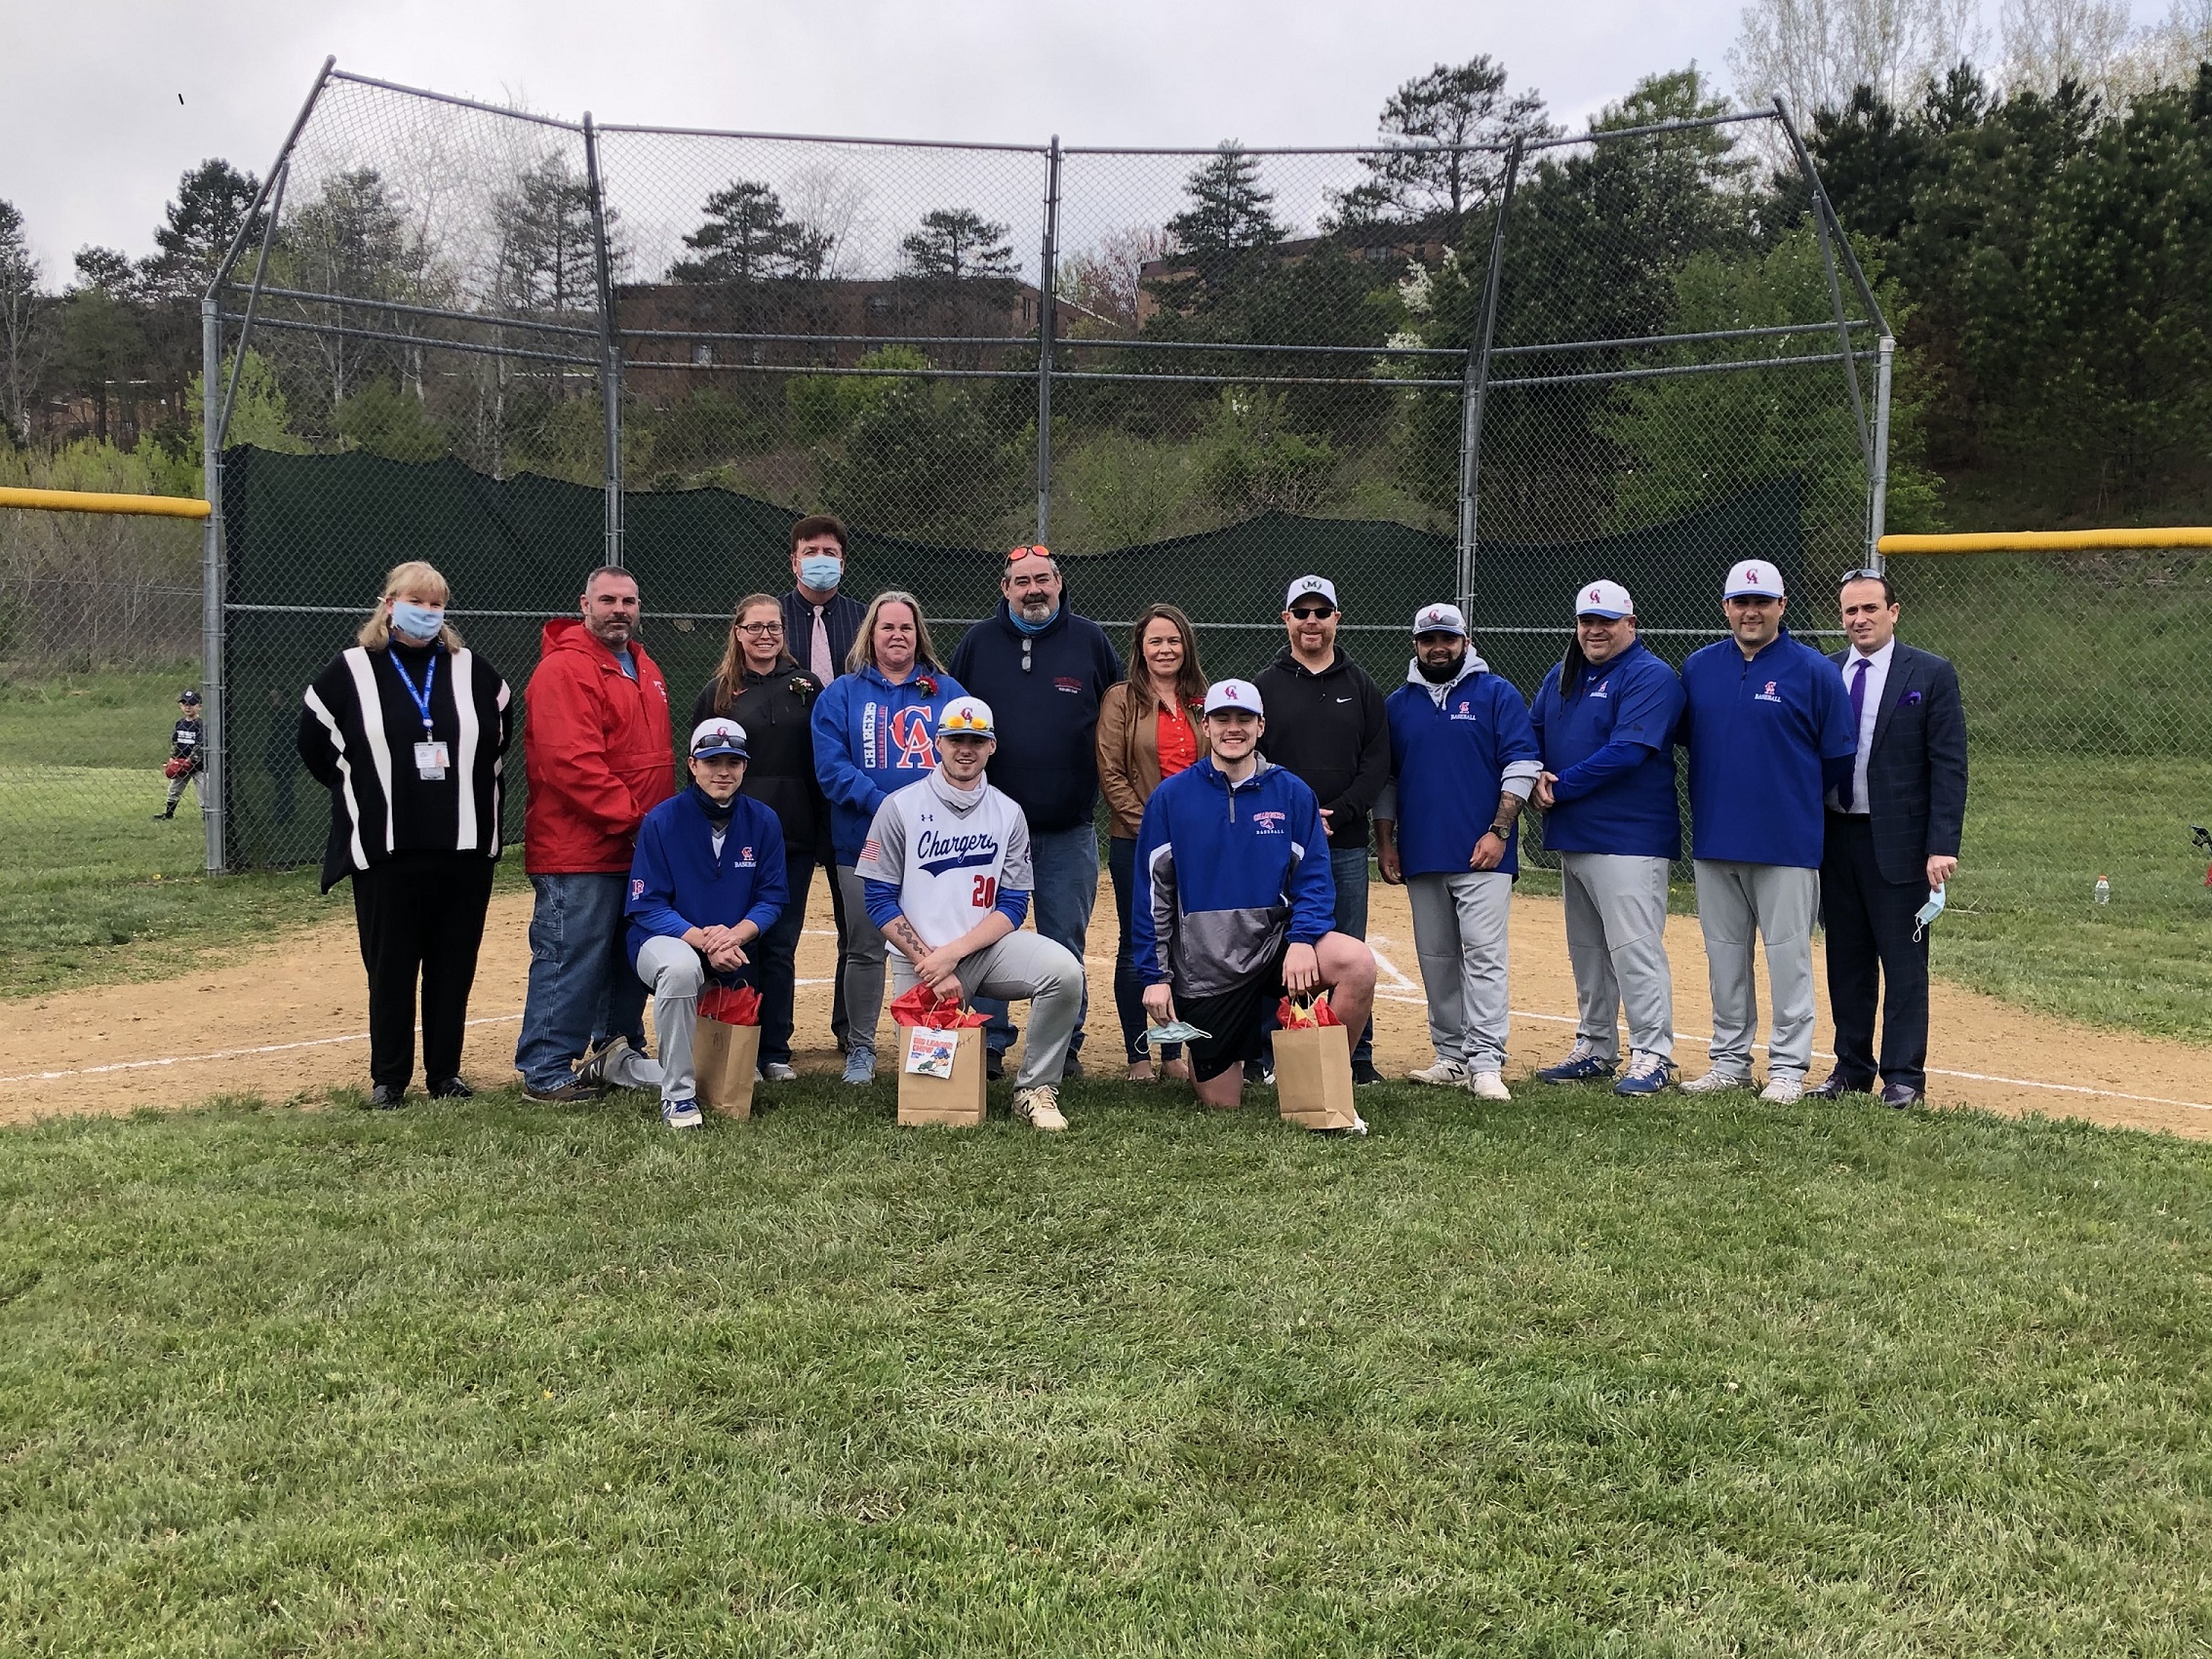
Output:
top-left (5, 874), bottom-right (2210, 1135)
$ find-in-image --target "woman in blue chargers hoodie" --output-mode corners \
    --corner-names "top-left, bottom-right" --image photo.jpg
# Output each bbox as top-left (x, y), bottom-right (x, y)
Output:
top-left (810, 590), bottom-right (965, 1083)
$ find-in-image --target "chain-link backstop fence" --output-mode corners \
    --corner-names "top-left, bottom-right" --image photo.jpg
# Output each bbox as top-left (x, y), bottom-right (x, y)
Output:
top-left (12, 61), bottom-right (2206, 933)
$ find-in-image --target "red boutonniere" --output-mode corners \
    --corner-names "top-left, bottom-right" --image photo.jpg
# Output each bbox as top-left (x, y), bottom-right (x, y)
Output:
top-left (791, 674), bottom-right (818, 698)
top-left (915, 675), bottom-right (939, 697)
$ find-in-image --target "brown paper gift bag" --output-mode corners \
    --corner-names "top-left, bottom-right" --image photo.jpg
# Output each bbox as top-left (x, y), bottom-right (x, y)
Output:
top-left (897, 1024), bottom-right (987, 1127)
top-left (692, 1015), bottom-right (760, 1121)
top-left (1273, 1021), bottom-right (1360, 1131)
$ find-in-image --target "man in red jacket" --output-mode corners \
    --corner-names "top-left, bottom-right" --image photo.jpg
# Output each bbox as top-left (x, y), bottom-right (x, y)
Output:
top-left (515, 566), bottom-right (677, 1100)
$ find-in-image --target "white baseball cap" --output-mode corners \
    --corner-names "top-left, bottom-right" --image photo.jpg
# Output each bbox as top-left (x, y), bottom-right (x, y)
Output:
top-left (1573, 579), bottom-right (1635, 619)
top-left (1724, 559), bottom-right (1786, 599)
top-left (1203, 678), bottom-right (1265, 716)
top-left (689, 717), bottom-right (749, 760)
top-left (938, 695), bottom-right (996, 738)
top-left (1412, 602), bottom-right (1467, 638)
top-left (1284, 574), bottom-right (1338, 610)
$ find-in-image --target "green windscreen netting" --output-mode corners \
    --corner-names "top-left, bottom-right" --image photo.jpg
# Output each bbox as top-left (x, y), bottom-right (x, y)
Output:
top-left (222, 447), bottom-right (1803, 870)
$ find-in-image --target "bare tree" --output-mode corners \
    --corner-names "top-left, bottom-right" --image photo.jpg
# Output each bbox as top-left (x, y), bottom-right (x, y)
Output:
top-left (1060, 225), bottom-right (1170, 331)
top-left (2126, 0), bottom-right (2212, 89)
top-left (2000, 0), bottom-right (2137, 96)
top-left (1731, 0), bottom-right (1985, 117)
top-left (0, 199), bottom-right (49, 444)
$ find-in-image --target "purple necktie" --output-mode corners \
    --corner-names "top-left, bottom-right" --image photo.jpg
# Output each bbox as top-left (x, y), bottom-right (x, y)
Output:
top-left (1840, 657), bottom-right (1869, 810)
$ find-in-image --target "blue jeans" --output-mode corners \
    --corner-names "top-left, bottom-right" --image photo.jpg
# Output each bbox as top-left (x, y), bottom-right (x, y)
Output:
top-left (1262, 844), bottom-right (1375, 1067)
top-left (515, 871), bottom-right (650, 1092)
top-left (755, 850), bottom-right (815, 1066)
top-left (976, 822), bottom-right (1096, 1058)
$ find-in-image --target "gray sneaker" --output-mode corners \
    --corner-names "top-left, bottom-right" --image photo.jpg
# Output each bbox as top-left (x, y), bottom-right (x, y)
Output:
top-left (843, 1046), bottom-right (877, 1086)
top-left (575, 1035), bottom-right (633, 1089)
top-left (762, 1061), bottom-right (798, 1083)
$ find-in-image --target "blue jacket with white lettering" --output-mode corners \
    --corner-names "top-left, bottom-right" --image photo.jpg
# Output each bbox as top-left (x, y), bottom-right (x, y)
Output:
top-left (810, 662), bottom-right (967, 865)
top-left (1678, 629), bottom-right (1855, 868)
top-left (624, 786), bottom-right (789, 973)
top-left (1382, 654), bottom-right (1543, 878)
top-left (1131, 756), bottom-right (1336, 997)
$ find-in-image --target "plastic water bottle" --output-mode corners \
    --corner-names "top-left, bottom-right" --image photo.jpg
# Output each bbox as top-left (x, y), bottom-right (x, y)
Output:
top-left (2094, 875), bottom-right (2110, 905)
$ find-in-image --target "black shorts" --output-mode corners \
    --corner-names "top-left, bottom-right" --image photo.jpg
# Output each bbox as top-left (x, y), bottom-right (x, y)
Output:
top-left (1177, 946), bottom-right (1290, 1084)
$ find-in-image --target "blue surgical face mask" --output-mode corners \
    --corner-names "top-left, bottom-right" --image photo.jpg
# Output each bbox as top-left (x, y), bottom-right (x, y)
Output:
top-left (1913, 883), bottom-right (1946, 941)
top-left (799, 555), bottom-right (843, 593)
top-left (391, 600), bottom-right (445, 644)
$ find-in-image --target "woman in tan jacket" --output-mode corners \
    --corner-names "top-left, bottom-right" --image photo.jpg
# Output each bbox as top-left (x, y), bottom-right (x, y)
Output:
top-left (1097, 602), bottom-right (1212, 1081)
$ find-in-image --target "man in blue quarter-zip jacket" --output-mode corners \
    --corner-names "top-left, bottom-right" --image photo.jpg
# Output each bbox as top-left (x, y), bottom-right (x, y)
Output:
top-left (580, 718), bottom-right (788, 1130)
top-left (1133, 678), bottom-right (1376, 1112)
top-left (1529, 580), bottom-right (1686, 1098)
top-left (1677, 560), bottom-right (1855, 1104)
top-left (1373, 603), bottom-right (1543, 1102)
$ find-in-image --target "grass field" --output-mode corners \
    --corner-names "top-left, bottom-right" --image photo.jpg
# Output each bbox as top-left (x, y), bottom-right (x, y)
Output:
top-left (3, 1078), bottom-right (2208, 1653)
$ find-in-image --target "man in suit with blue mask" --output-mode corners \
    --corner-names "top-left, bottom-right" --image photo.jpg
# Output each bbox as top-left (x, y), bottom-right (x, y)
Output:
top-left (1812, 570), bottom-right (1967, 1109)
top-left (779, 513), bottom-right (867, 1055)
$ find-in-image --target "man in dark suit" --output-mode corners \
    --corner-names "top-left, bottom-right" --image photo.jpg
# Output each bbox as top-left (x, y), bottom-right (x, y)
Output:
top-left (1812, 570), bottom-right (1968, 1107)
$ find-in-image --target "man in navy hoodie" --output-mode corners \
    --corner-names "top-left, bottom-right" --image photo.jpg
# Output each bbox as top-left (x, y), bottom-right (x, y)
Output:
top-left (584, 717), bottom-right (788, 1129)
top-left (948, 545), bottom-right (1123, 1079)
top-left (1133, 679), bottom-right (1375, 1112)
top-left (1677, 560), bottom-right (1855, 1104)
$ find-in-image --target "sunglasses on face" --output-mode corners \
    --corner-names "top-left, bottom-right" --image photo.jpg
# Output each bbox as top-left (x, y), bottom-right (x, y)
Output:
top-left (1289, 605), bottom-right (1335, 621)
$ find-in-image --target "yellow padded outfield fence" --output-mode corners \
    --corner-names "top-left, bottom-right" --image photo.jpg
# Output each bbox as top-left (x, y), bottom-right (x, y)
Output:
top-left (0, 487), bottom-right (213, 520)
top-left (1879, 527), bottom-right (2212, 553)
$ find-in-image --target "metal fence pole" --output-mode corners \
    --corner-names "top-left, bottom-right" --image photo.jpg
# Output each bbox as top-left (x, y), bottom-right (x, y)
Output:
top-left (199, 298), bottom-right (226, 875)
top-left (1456, 138), bottom-right (1521, 615)
top-left (1035, 136), bottom-right (1061, 543)
top-left (1776, 102), bottom-right (1871, 467)
top-left (582, 113), bottom-right (623, 567)
top-left (1868, 334), bottom-right (1894, 573)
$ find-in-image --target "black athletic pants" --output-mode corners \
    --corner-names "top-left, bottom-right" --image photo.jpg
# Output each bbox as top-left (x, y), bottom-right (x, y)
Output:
top-left (1820, 813), bottom-right (1930, 1094)
top-left (351, 849), bottom-right (497, 1091)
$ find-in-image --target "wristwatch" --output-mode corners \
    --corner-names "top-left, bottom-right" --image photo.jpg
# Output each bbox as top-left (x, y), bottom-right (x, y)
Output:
top-left (1487, 821), bottom-right (1516, 842)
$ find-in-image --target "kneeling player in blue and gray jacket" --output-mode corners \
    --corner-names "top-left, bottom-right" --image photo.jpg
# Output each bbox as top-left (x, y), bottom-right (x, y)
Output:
top-left (1133, 678), bottom-right (1376, 1111)
top-left (1373, 605), bottom-right (1542, 1101)
top-left (583, 717), bottom-right (789, 1128)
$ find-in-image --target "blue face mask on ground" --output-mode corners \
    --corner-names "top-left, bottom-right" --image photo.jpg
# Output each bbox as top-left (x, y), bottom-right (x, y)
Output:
top-left (799, 555), bottom-right (843, 592)
top-left (390, 601), bottom-right (445, 644)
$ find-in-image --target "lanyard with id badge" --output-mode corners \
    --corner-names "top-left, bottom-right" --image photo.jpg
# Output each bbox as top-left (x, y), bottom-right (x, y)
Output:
top-left (390, 652), bottom-right (450, 781)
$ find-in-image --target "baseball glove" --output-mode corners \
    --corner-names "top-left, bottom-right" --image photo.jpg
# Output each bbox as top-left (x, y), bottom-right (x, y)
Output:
top-left (164, 758), bottom-right (191, 779)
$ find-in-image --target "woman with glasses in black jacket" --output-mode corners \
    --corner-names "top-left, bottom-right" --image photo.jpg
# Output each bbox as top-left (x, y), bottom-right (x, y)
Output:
top-left (692, 592), bottom-right (825, 1080)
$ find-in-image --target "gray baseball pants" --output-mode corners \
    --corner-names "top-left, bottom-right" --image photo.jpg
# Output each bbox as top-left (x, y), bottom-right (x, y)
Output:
top-left (1560, 851), bottom-right (1675, 1062)
top-left (1692, 859), bottom-right (1820, 1082)
top-left (836, 863), bottom-right (890, 1060)
top-left (1406, 869), bottom-right (1514, 1074)
top-left (617, 935), bottom-right (704, 1104)
top-left (889, 929), bottom-right (1085, 1091)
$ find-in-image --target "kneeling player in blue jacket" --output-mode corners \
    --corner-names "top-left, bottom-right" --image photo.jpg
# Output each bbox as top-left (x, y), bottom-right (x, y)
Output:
top-left (582, 717), bottom-right (788, 1128)
top-left (1133, 679), bottom-right (1376, 1111)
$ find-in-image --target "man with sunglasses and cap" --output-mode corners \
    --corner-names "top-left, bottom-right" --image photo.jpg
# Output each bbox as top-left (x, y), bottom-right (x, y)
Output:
top-left (1252, 574), bottom-right (1392, 1086)
top-left (1135, 678), bottom-right (1377, 1112)
top-left (854, 695), bottom-right (1086, 1131)
top-left (1528, 580), bottom-right (1686, 1096)
top-left (1812, 568), bottom-right (1966, 1109)
top-left (947, 544), bottom-right (1124, 1081)
top-left (1677, 559), bottom-right (1855, 1103)
top-left (1374, 603), bottom-right (1543, 1100)
top-left (582, 717), bottom-right (789, 1129)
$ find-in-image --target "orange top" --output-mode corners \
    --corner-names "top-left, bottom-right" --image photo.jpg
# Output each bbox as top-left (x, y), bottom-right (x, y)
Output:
top-left (1156, 703), bottom-right (1198, 777)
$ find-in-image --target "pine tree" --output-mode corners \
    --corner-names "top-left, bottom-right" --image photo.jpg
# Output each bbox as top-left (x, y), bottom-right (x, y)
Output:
top-left (899, 209), bottom-right (1015, 281)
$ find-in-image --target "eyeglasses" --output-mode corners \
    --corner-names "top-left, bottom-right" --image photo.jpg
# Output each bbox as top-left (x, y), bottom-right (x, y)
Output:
top-left (1289, 605), bottom-right (1335, 621)
top-left (734, 621), bottom-right (783, 637)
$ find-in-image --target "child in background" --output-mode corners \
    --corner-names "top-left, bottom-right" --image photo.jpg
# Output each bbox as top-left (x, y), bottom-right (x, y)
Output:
top-left (155, 690), bottom-right (204, 821)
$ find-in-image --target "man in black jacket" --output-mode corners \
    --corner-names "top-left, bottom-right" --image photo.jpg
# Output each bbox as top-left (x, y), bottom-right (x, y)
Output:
top-left (947, 545), bottom-right (1124, 1077)
top-left (777, 512), bottom-right (866, 1051)
top-left (1812, 570), bottom-right (1968, 1108)
top-left (1254, 573), bottom-right (1392, 1085)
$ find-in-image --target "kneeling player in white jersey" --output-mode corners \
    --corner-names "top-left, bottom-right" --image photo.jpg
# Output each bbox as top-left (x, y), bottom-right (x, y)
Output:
top-left (854, 696), bottom-right (1086, 1131)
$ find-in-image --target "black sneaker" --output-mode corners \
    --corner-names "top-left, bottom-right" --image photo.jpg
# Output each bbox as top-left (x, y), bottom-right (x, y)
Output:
top-left (986, 1049), bottom-right (1006, 1082)
top-left (523, 1079), bottom-right (604, 1103)
top-left (427, 1077), bottom-right (473, 1099)
top-left (368, 1084), bottom-right (407, 1109)
top-left (151, 810), bottom-right (173, 821)
top-left (1061, 1051), bottom-right (1085, 1081)
top-left (1351, 1057), bottom-right (1384, 1087)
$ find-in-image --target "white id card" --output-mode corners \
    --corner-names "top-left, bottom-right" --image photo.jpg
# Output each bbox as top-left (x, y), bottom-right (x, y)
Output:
top-left (414, 740), bottom-right (451, 780)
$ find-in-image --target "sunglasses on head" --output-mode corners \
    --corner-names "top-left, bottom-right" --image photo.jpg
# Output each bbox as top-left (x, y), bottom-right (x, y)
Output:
top-left (1289, 604), bottom-right (1335, 620)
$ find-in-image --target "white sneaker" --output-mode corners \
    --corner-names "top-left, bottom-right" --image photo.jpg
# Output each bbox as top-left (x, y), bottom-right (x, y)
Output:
top-left (1012, 1085), bottom-right (1068, 1131)
top-left (1467, 1070), bottom-right (1512, 1100)
top-left (1407, 1058), bottom-right (1469, 1087)
top-left (762, 1061), bottom-right (798, 1083)
top-left (1759, 1075), bottom-right (1804, 1104)
top-left (1679, 1069), bottom-right (1751, 1094)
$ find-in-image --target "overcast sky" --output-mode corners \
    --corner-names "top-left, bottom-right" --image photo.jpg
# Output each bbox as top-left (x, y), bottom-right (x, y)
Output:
top-left (1, 0), bottom-right (2170, 276)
